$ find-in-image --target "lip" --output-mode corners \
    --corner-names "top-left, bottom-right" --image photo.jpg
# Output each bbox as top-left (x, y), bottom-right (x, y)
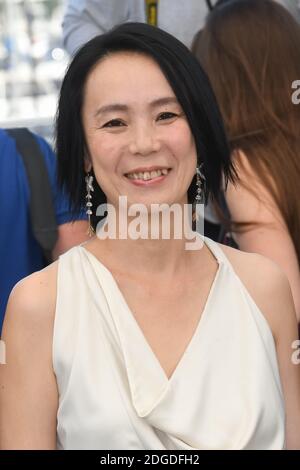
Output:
top-left (124, 168), bottom-right (172, 186)
top-left (124, 166), bottom-right (171, 176)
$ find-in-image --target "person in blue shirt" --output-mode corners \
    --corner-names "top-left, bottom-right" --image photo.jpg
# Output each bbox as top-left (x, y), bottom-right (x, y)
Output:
top-left (0, 128), bottom-right (89, 333)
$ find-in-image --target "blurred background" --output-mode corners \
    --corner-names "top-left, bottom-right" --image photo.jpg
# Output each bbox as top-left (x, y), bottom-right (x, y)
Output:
top-left (0, 0), bottom-right (68, 144)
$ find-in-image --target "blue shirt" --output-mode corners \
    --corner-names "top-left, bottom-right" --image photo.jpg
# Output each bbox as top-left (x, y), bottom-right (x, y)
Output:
top-left (0, 129), bottom-right (86, 332)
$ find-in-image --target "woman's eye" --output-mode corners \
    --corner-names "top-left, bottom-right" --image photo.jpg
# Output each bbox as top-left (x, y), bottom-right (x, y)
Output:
top-left (157, 112), bottom-right (177, 121)
top-left (101, 113), bottom-right (178, 127)
top-left (102, 119), bottom-right (125, 128)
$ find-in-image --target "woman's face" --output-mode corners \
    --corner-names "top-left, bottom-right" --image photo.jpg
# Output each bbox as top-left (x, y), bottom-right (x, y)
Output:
top-left (82, 52), bottom-right (197, 210)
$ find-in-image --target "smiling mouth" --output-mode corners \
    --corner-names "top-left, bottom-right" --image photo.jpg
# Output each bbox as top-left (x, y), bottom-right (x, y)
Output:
top-left (125, 168), bottom-right (171, 181)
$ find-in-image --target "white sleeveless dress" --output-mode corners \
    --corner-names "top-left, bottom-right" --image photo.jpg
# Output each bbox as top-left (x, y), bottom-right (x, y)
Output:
top-left (53, 236), bottom-right (285, 450)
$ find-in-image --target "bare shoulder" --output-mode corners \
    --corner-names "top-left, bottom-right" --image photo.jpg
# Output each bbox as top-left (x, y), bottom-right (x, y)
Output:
top-left (220, 242), bottom-right (287, 282)
top-left (219, 243), bottom-right (297, 341)
top-left (0, 262), bottom-right (59, 449)
top-left (2, 260), bottom-right (58, 340)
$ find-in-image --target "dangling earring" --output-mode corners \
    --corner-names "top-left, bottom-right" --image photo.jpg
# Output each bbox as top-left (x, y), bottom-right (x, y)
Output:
top-left (85, 172), bottom-right (95, 237)
top-left (193, 163), bottom-right (206, 221)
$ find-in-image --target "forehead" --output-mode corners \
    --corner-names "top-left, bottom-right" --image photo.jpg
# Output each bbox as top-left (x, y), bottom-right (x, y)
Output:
top-left (83, 52), bottom-right (176, 105)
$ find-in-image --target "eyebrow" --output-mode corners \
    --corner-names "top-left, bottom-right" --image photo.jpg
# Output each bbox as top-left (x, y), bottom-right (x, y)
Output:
top-left (94, 96), bottom-right (180, 118)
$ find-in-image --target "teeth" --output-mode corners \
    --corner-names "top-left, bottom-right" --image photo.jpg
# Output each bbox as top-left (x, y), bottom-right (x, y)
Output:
top-left (126, 169), bottom-right (169, 180)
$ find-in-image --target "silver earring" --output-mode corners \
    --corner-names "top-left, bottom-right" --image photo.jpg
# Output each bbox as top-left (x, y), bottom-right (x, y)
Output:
top-left (194, 163), bottom-right (206, 220)
top-left (85, 172), bottom-right (95, 237)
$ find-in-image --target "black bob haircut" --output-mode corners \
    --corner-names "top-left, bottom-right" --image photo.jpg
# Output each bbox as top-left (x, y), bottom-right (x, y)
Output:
top-left (56, 22), bottom-right (236, 227)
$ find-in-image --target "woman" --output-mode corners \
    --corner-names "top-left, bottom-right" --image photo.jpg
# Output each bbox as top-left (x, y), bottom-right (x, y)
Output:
top-left (192, 0), bottom-right (300, 321)
top-left (0, 23), bottom-right (299, 450)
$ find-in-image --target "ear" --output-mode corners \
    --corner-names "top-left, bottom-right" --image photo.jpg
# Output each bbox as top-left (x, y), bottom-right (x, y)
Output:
top-left (84, 151), bottom-right (92, 173)
top-left (84, 160), bottom-right (92, 173)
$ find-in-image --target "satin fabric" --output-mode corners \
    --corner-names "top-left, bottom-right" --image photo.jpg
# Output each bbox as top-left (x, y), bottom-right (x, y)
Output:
top-left (53, 236), bottom-right (285, 449)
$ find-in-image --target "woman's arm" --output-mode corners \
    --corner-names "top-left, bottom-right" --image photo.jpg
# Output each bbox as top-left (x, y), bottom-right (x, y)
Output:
top-left (225, 152), bottom-right (300, 321)
top-left (256, 259), bottom-right (300, 449)
top-left (0, 264), bottom-right (58, 449)
top-left (272, 273), bottom-right (300, 450)
top-left (223, 246), bottom-right (300, 449)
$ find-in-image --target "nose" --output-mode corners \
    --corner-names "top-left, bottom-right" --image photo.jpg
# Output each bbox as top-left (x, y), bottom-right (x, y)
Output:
top-left (128, 121), bottom-right (161, 156)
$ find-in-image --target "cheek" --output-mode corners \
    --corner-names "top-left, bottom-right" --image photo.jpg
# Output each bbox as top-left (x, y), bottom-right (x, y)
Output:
top-left (88, 136), bottom-right (119, 173)
top-left (170, 123), bottom-right (197, 165)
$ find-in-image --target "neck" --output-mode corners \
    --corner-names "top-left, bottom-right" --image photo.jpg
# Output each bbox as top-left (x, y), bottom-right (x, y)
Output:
top-left (94, 205), bottom-right (204, 278)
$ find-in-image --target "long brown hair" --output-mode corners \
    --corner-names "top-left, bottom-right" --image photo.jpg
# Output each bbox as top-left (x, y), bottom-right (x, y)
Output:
top-left (192, 0), bottom-right (300, 264)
